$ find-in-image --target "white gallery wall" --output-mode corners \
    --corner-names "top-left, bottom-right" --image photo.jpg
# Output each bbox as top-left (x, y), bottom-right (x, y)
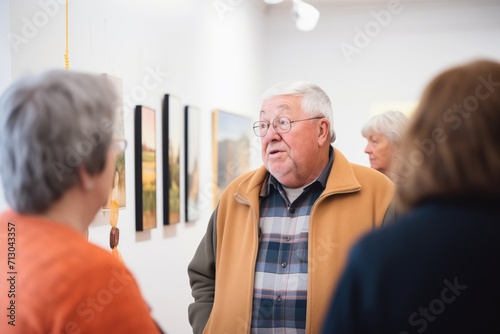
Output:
top-left (0, 0), bottom-right (11, 93)
top-left (1, 0), bottom-right (500, 333)
top-left (262, 0), bottom-right (500, 166)
top-left (0, 0), bottom-right (11, 212)
top-left (5, 1), bottom-right (264, 333)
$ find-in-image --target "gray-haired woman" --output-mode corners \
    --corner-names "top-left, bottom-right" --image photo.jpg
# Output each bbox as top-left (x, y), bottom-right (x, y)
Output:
top-left (0, 70), bottom-right (162, 333)
top-left (362, 110), bottom-right (408, 180)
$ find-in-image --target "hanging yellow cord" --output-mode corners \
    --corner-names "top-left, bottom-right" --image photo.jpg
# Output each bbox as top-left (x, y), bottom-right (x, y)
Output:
top-left (64, 0), bottom-right (70, 69)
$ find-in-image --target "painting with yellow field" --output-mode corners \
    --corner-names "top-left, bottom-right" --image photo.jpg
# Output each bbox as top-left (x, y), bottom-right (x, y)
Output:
top-left (162, 94), bottom-right (181, 225)
top-left (134, 105), bottom-right (157, 231)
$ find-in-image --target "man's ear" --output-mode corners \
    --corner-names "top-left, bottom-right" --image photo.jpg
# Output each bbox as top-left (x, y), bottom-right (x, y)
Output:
top-left (318, 118), bottom-right (330, 145)
top-left (78, 165), bottom-right (94, 191)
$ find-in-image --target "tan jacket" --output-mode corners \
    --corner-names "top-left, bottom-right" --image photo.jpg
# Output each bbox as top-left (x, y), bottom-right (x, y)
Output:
top-left (188, 148), bottom-right (395, 334)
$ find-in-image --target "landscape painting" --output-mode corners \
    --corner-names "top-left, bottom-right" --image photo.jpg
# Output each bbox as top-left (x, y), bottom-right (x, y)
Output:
top-left (184, 105), bottom-right (200, 222)
top-left (102, 74), bottom-right (126, 210)
top-left (212, 110), bottom-right (252, 208)
top-left (134, 105), bottom-right (157, 231)
top-left (162, 94), bottom-right (181, 225)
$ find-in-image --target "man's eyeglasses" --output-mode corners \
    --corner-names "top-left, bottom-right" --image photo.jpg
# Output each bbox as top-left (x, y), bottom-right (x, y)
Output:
top-left (253, 116), bottom-right (323, 137)
top-left (112, 139), bottom-right (127, 153)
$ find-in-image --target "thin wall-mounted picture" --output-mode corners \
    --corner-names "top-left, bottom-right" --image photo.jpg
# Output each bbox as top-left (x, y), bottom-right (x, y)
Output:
top-left (102, 74), bottom-right (126, 210)
top-left (184, 105), bottom-right (200, 222)
top-left (162, 94), bottom-right (182, 225)
top-left (134, 105), bottom-right (157, 231)
top-left (212, 110), bottom-right (253, 208)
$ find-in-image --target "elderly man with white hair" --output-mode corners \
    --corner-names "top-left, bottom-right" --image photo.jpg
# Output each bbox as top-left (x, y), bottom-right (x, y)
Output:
top-left (188, 80), bottom-right (396, 334)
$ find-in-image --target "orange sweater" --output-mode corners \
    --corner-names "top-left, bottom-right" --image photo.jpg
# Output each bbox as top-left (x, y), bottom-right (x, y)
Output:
top-left (0, 211), bottom-right (161, 334)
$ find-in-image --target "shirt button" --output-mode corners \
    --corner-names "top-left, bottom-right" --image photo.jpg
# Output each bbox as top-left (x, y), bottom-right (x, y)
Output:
top-left (284, 235), bottom-right (291, 241)
top-left (289, 207), bottom-right (295, 214)
top-left (281, 261), bottom-right (287, 268)
top-left (277, 295), bottom-right (282, 302)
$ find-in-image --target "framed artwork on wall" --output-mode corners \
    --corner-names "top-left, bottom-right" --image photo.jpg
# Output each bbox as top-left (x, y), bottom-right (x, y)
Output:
top-left (134, 105), bottom-right (157, 231)
top-left (162, 94), bottom-right (182, 225)
top-left (102, 74), bottom-right (126, 210)
top-left (212, 110), bottom-right (253, 208)
top-left (184, 105), bottom-right (200, 222)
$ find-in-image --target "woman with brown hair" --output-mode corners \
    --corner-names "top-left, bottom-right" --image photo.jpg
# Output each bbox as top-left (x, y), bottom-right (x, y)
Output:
top-left (322, 59), bottom-right (500, 334)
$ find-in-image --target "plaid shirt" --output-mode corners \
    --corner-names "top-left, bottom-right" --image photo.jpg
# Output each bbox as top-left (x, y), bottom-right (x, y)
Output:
top-left (251, 148), bottom-right (334, 333)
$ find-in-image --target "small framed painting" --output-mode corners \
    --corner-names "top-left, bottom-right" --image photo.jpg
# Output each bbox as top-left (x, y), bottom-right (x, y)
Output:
top-left (134, 105), bottom-right (157, 231)
top-left (162, 94), bottom-right (182, 225)
top-left (184, 105), bottom-right (200, 222)
top-left (212, 110), bottom-right (253, 208)
top-left (102, 74), bottom-right (126, 210)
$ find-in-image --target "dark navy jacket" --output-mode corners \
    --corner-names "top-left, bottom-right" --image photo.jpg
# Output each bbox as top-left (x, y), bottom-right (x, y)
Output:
top-left (322, 196), bottom-right (500, 334)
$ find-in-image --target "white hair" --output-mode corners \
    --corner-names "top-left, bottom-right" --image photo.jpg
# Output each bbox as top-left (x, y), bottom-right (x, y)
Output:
top-left (362, 110), bottom-right (409, 146)
top-left (262, 80), bottom-right (336, 143)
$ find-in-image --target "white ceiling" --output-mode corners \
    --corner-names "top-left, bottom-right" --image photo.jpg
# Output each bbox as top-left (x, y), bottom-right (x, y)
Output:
top-left (269, 0), bottom-right (477, 5)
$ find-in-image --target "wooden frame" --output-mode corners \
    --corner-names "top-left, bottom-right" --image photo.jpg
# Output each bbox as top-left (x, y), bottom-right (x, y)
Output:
top-left (134, 105), bottom-right (157, 231)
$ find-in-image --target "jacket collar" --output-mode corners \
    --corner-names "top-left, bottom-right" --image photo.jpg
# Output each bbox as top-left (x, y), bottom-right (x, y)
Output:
top-left (323, 147), bottom-right (362, 195)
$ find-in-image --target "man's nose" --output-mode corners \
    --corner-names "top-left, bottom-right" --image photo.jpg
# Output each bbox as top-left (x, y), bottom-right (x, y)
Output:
top-left (264, 124), bottom-right (281, 139)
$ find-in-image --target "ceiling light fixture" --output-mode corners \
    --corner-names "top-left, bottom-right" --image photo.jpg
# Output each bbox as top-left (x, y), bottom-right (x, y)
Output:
top-left (263, 0), bottom-right (320, 32)
top-left (291, 0), bottom-right (320, 32)
top-left (263, 0), bottom-right (285, 4)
